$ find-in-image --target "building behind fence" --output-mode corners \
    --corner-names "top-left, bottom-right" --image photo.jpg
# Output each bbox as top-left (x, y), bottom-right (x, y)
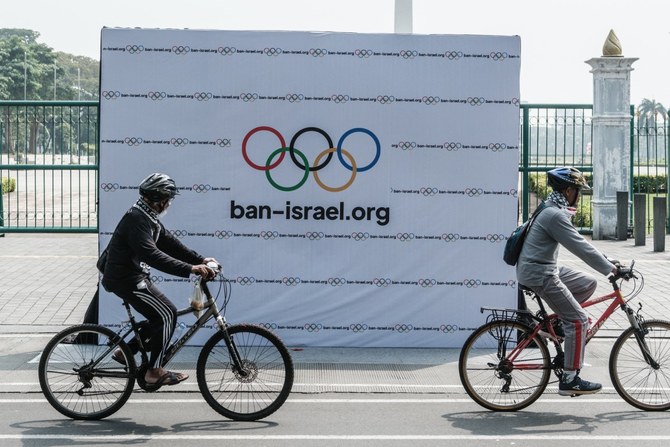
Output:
top-left (0, 101), bottom-right (668, 233)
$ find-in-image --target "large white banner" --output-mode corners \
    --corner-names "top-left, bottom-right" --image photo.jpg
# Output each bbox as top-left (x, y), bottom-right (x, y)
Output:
top-left (99, 29), bottom-right (520, 347)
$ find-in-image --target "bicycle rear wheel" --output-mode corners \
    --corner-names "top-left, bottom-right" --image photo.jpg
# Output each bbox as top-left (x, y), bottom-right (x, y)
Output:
top-left (197, 324), bottom-right (294, 421)
top-left (459, 319), bottom-right (551, 411)
top-left (38, 324), bottom-right (136, 420)
top-left (609, 319), bottom-right (670, 411)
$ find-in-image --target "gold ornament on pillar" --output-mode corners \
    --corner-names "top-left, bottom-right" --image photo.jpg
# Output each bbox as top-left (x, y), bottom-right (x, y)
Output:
top-left (602, 29), bottom-right (623, 57)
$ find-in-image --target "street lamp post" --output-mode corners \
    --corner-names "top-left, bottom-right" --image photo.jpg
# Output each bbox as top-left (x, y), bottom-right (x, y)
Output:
top-left (23, 50), bottom-right (27, 100)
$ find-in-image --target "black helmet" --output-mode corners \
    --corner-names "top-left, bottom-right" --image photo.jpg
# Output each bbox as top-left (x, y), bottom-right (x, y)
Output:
top-left (139, 173), bottom-right (179, 202)
top-left (547, 167), bottom-right (591, 191)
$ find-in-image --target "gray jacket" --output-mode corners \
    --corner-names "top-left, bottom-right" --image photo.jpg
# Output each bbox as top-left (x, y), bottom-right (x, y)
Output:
top-left (516, 200), bottom-right (614, 286)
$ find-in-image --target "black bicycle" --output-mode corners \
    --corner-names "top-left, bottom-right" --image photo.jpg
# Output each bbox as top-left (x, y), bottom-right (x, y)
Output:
top-left (38, 263), bottom-right (294, 420)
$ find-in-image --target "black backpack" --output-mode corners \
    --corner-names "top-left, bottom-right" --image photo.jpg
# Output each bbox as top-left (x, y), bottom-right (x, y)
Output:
top-left (502, 202), bottom-right (546, 266)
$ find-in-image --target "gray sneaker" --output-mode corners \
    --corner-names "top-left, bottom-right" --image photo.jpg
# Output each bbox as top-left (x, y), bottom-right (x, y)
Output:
top-left (558, 374), bottom-right (602, 396)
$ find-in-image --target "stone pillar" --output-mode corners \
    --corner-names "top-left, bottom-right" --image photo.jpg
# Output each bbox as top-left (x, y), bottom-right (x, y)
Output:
top-left (585, 30), bottom-right (637, 240)
top-left (394, 0), bottom-right (413, 33)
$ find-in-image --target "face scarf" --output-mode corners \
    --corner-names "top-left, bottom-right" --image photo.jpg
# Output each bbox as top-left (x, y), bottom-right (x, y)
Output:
top-left (133, 198), bottom-right (159, 223)
top-left (548, 190), bottom-right (577, 218)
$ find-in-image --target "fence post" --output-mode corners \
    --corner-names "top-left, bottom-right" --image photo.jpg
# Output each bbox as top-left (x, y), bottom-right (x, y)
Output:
top-left (634, 193), bottom-right (646, 246)
top-left (653, 197), bottom-right (666, 252)
top-left (616, 191), bottom-right (628, 240)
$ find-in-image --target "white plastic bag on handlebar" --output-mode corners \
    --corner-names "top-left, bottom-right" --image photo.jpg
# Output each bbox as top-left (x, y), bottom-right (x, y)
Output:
top-left (190, 280), bottom-right (205, 318)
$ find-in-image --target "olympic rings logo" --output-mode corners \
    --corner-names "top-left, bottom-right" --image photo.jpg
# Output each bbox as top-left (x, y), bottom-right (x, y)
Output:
top-left (194, 92), bottom-right (212, 101)
top-left (148, 91), bottom-right (167, 100)
top-left (331, 94), bottom-right (349, 103)
top-left (511, 98), bottom-right (520, 106)
top-left (441, 233), bottom-right (460, 242)
top-left (282, 277), bottom-right (301, 286)
top-left (328, 277), bottom-right (346, 286)
top-left (464, 279), bottom-right (482, 288)
top-left (444, 142), bottom-right (461, 150)
top-left (304, 323), bottom-right (322, 332)
top-left (240, 93), bottom-right (258, 102)
top-left (510, 188), bottom-right (518, 197)
top-left (124, 137), bottom-right (143, 146)
top-left (172, 45), bottom-right (190, 55)
top-left (373, 278), bottom-right (391, 287)
top-left (216, 139), bottom-right (231, 147)
top-left (351, 232), bottom-right (370, 241)
top-left (487, 234), bottom-right (505, 243)
top-left (444, 51), bottom-right (463, 60)
top-left (440, 324), bottom-right (459, 333)
top-left (465, 188), bottom-right (483, 197)
top-left (214, 230), bottom-right (232, 239)
top-left (126, 45), bottom-right (144, 54)
top-left (150, 275), bottom-right (164, 283)
top-left (467, 97), bottom-right (486, 106)
top-left (218, 46), bottom-right (237, 55)
top-left (422, 96), bottom-right (441, 105)
top-left (237, 276), bottom-right (256, 286)
top-left (395, 324), bottom-right (413, 333)
top-left (171, 138), bottom-right (189, 147)
top-left (261, 231), bottom-right (278, 240)
top-left (262, 323), bottom-right (278, 330)
top-left (170, 229), bottom-right (188, 238)
top-left (242, 126), bottom-right (381, 192)
top-left (100, 183), bottom-right (119, 192)
top-left (264, 47), bottom-right (283, 56)
top-left (377, 95), bottom-right (395, 104)
top-left (400, 50), bottom-right (418, 59)
top-left (489, 51), bottom-right (508, 61)
top-left (309, 48), bottom-right (327, 57)
top-left (286, 93), bottom-right (304, 103)
top-left (397, 141), bottom-right (416, 150)
top-left (101, 91), bottom-right (121, 100)
top-left (350, 323), bottom-right (368, 332)
top-left (418, 279), bottom-right (437, 288)
top-left (355, 49), bottom-right (373, 58)
top-left (306, 231), bottom-right (324, 240)
top-left (508, 280), bottom-right (516, 287)
top-left (396, 233), bottom-right (415, 242)
top-left (420, 187), bottom-right (438, 196)
top-left (193, 184), bottom-right (211, 193)
top-left (488, 143), bottom-right (507, 152)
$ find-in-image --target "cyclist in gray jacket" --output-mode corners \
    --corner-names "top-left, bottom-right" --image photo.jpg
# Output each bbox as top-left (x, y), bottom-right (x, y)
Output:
top-left (517, 167), bottom-right (618, 395)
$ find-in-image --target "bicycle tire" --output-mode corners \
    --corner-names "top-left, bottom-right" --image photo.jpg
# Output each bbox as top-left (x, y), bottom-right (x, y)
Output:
top-left (459, 319), bottom-right (551, 411)
top-left (38, 324), bottom-right (136, 420)
top-left (609, 319), bottom-right (670, 411)
top-left (197, 324), bottom-right (294, 421)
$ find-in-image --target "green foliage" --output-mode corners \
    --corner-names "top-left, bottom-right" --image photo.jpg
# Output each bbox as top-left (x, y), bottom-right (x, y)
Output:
top-left (633, 175), bottom-right (667, 193)
top-left (1, 177), bottom-right (16, 193)
top-left (0, 28), bottom-right (99, 100)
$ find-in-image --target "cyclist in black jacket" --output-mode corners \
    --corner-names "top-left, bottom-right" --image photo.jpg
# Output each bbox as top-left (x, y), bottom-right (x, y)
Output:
top-left (101, 173), bottom-right (217, 386)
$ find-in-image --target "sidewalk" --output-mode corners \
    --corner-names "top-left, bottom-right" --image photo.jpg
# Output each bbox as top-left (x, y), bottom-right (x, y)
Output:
top-left (1, 233), bottom-right (670, 396)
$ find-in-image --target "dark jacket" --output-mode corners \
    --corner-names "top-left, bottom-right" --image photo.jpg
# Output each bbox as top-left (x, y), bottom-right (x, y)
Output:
top-left (101, 205), bottom-right (203, 291)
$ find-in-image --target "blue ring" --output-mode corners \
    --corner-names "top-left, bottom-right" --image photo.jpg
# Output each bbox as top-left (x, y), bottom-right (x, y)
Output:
top-left (337, 128), bottom-right (381, 172)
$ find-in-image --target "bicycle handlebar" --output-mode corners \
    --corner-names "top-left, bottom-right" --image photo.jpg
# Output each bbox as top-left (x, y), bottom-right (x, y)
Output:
top-left (611, 260), bottom-right (637, 282)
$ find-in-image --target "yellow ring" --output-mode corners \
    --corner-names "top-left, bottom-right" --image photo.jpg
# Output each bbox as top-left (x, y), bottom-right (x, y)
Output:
top-left (312, 148), bottom-right (357, 192)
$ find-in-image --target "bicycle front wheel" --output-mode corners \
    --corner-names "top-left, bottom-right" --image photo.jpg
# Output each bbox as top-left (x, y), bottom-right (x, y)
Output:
top-left (459, 319), bottom-right (551, 411)
top-left (38, 324), bottom-right (136, 420)
top-left (609, 319), bottom-right (670, 411)
top-left (197, 324), bottom-right (294, 421)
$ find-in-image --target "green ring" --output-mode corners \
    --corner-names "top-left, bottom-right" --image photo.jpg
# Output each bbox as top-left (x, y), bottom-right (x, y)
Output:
top-left (265, 147), bottom-right (310, 191)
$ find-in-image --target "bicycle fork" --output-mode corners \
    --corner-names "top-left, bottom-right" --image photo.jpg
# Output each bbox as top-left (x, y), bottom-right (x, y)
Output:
top-left (623, 304), bottom-right (661, 370)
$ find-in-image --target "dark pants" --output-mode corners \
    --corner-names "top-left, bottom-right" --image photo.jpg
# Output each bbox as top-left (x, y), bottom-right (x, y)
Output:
top-left (110, 279), bottom-right (177, 369)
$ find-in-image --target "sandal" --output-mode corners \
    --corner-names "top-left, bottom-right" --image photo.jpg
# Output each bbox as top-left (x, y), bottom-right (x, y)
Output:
top-left (147, 371), bottom-right (189, 386)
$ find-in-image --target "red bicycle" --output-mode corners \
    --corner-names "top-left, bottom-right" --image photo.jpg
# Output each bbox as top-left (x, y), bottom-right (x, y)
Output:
top-left (459, 261), bottom-right (670, 411)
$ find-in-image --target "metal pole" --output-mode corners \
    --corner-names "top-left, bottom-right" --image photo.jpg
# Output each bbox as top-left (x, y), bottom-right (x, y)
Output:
top-left (53, 64), bottom-right (57, 100)
top-left (24, 51), bottom-right (27, 100)
top-left (634, 193), bottom-right (646, 246)
top-left (653, 197), bottom-right (666, 252)
top-left (394, 0), bottom-right (413, 33)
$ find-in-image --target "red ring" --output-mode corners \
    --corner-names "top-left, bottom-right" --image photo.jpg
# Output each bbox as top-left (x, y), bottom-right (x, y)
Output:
top-left (242, 126), bottom-right (287, 171)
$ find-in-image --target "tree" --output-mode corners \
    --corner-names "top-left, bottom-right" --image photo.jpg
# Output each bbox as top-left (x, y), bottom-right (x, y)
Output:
top-left (637, 98), bottom-right (667, 129)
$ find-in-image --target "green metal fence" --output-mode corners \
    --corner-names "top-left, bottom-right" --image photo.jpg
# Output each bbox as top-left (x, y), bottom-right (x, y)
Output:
top-left (0, 101), bottom-right (98, 233)
top-left (519, 104), bottom-right (670, 234)
top-left (0, 101), bottom-right (667, 233)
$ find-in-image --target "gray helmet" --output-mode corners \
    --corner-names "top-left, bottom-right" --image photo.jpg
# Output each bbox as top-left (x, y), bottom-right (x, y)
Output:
top-left (139, 173), bottom-right (179, 202)
top-left (547, 167), bottom-right (591, 191)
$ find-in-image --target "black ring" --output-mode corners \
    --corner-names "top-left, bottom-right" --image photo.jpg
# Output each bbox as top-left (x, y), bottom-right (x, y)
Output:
top-left (289, 127), bottom-right (334, 172)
